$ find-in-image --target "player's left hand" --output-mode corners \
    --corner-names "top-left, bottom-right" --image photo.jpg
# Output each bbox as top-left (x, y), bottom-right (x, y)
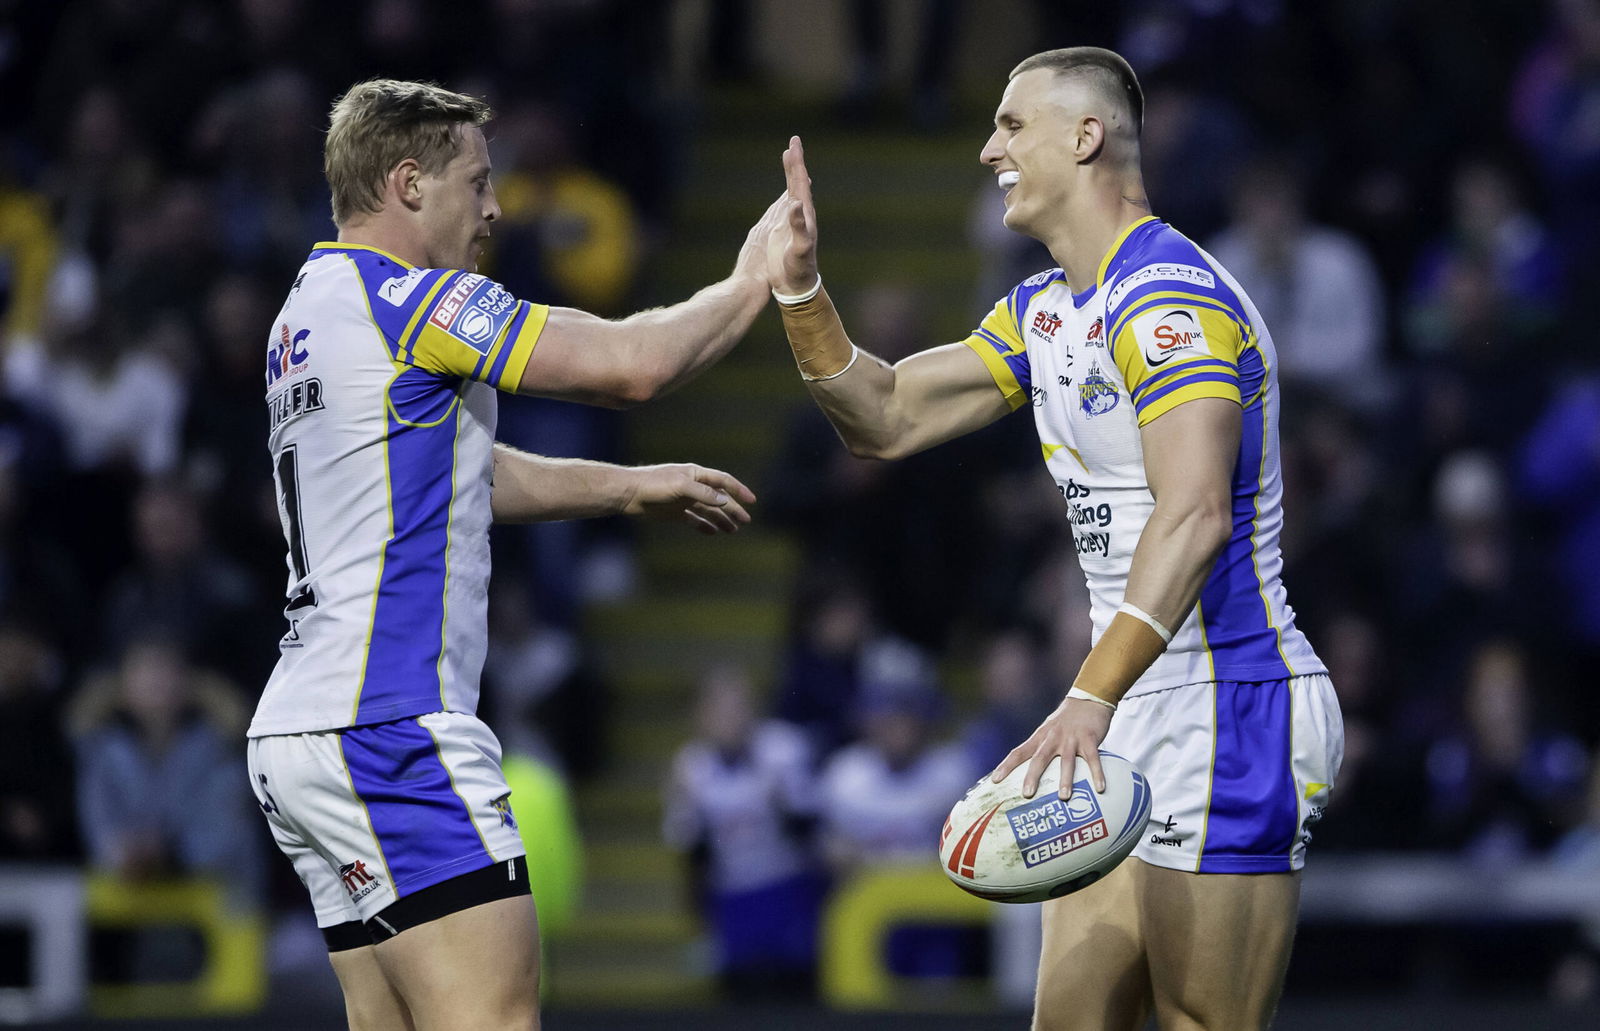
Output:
top-left (621, 463), bottom-right (756, 535)
top-left (991, 695), bottom-right (1115, 798)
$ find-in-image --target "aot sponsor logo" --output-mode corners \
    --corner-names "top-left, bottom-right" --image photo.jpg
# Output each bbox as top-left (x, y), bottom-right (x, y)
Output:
top-left (1085, 315), bottom-right (1104, 346)
top-left (1030, 309), bottom-right (1064, 341)
top-left (1106, 263), bottom-right (1216, 311)
top-left (266, 325), bottom-right (311, 386)
top-left (1078, 370), bottom-right (1120, 417)
top-left (1007, 783), bottom-right (1108, 868)
top-left (1140, 308), bottom-right (1205, 367)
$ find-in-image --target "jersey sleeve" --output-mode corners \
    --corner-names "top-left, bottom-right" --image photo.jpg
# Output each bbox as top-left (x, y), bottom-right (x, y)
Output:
top-left (395, 272), bottom-right (549, 390)
top-left (1106, 272), bottom-right (1247, 426)
top-left (961, 290), bottom-right (1032, 410)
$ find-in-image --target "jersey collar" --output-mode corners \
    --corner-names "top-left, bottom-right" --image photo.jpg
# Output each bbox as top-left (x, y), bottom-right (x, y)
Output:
top-left (1095, 215), bottom-right (1161, 288)
top-left (311, 241), bottom-right (416, 268)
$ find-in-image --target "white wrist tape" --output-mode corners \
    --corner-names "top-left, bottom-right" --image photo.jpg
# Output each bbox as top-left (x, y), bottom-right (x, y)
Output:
top-left (772, 275), bottom-right (823, 305)
top-left (1117, 602), bottom-right (1173, 644)
top-left (801, 343), bottom-right (859, 382)
top-left (1066, 686), bottom-right (1117, 711)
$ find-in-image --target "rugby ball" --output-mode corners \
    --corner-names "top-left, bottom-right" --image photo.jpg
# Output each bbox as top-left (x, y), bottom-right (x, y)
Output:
top-left (939, 751), bottom-right (1152, 903)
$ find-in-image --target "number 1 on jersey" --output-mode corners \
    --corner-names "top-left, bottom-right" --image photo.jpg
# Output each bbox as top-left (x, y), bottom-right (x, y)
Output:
top-left (274, 445), bottom-right (318, 611)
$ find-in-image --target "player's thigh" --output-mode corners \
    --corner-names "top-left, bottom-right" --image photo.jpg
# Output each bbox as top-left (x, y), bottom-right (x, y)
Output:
top-left (1033, 857), bottom-right (1151, 1031)
top-left (1137, 863), bottom-right (1300, 1031)
top-left (373, 893), bottom-right (540, 1031)
top-left (329, 944), bottom-right (416, 1031)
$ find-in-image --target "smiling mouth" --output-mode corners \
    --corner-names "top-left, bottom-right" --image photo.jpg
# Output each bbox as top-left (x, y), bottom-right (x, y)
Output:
top-left (998, 171), bottom-right (1020, 191)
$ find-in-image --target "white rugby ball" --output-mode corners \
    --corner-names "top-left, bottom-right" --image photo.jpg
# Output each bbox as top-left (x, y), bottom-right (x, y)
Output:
top-left (939, 751), bottom-right (1152, 903)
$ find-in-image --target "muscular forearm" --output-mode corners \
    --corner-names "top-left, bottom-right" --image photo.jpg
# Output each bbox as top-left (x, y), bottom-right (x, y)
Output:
top-left (490, 444), bottom-right (635, 524)
top-left (1075, 500), bottom-right (1229, 705)
top-left (619, 274), bottom-right (769, 400)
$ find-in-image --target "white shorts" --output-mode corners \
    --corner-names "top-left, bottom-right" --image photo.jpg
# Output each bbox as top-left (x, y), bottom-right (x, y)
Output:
top-left (1101, 675), bottom-right (1343, 874)
top-left (247, 711), bottom-right (526, 928)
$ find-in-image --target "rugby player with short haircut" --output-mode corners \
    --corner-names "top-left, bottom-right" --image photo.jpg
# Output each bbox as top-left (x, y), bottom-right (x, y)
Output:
top-left (763, 48), bottom-right (1343, 1031)
top-left (248, 79), bottom-right (790, 1030)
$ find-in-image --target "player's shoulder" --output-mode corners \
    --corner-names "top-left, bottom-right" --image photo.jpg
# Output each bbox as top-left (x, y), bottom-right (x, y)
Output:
top-left (1009, 266), bottom-right (1068, 308)
top-left (1103, 219), bottom-right (1234, 319)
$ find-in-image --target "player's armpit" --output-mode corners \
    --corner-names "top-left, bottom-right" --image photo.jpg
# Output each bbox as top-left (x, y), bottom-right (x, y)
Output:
top-left (809, 342), bottom-right (1013, 461)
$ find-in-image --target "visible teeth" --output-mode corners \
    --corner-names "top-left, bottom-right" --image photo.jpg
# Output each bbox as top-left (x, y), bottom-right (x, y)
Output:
top-left (998, 171), bottom-right (1020, 190)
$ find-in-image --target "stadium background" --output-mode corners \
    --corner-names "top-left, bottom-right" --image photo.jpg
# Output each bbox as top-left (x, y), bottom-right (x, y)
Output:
top-left (2, 0), bottom-right (1600, 1027)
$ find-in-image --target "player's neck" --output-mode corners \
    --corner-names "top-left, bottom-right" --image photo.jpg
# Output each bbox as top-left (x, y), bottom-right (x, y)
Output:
top-left (1044, 180), bottom-right (1152, 295)
top-left (336, 218), bottom-right (429, 268)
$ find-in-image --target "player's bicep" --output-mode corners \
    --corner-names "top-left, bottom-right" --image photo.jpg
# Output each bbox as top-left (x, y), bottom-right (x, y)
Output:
top-left (881, 342), bottom-right (1017, 453)
top-left (1138, 396), bottom-right (1240, 508)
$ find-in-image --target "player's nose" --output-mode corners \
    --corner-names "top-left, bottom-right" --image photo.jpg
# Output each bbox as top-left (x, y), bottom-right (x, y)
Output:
top-left (979, 131), bottom-right (1005, 168)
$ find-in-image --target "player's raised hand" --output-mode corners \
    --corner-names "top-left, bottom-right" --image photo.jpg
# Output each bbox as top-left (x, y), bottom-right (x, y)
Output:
top-left (767, 136), bottom-right (818, 296)
top-left (991, 695), bottom-right (1114, 798)
top-left (736, 189), bottom-right (794, 287)
top-left (621, 463), bottom-right (757, 535)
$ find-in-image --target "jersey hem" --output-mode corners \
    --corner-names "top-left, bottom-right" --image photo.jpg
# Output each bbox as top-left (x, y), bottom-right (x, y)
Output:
top-left (1121, 662), bottom-right (1329, 698)
top-left (247, 700), bottom-right (471, 738)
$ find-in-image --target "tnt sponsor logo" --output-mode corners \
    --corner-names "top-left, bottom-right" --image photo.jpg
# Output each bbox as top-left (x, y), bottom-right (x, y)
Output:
top-left (1105, 262), bottom-right (1216, 311)
top-left (1006, 782), bottom-right (1109, 868)
top-left (1030, 309), bottom-right (1064, 340)
top-left (1078, 370), bottom-right (1120, 417)
top-left (1139, 308), bottom-right (1205, 367)
top-left (338, 859), bottom-right (384, 903)
top-left (266, 325), bottom-right (311, 386)
top-left (428, 274), bottom-right (516, 354)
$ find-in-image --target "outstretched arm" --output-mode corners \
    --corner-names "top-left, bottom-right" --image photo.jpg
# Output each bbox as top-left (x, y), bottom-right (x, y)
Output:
top-left (767, 137), bottom-right (1012, 459)
top-left (490, 443), bottom-right (756, 535)
top-left (513, 192), bottom-right (792, 408)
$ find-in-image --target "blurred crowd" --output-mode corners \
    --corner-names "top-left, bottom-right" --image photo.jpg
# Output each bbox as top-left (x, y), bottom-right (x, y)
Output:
top-left (2, 0), bottom-right (1600, 1009)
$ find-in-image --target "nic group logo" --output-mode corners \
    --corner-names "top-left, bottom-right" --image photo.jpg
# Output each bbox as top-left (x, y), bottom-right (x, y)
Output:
top-left (266, 325), bottom-right (310, 386)
top-left (1006, 780), bottom-right (1109, 868)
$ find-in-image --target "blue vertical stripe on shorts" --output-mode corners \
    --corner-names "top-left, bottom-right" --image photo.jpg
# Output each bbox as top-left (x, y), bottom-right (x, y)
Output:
top-left (340, 717), bottom-right (489, 893)
top-left (1197, 680), bottom-right (1298, 873)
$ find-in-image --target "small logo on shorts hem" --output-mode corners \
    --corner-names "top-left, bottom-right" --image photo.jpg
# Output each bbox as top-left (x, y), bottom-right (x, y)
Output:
top-left (338, 860), bottom-right (384, 903)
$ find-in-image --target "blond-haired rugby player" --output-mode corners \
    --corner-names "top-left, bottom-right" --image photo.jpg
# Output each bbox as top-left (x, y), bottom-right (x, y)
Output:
top-left (762, 47), bottom-right (1343, 1031)
top-left (248, 79), bottom-right (792, 1030)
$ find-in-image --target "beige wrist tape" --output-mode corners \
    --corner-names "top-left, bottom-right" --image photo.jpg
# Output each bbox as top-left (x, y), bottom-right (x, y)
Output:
top-left (1072, 610), bottom-right (1170, 707)
top-left (778, 287), bottom-right (857, 380)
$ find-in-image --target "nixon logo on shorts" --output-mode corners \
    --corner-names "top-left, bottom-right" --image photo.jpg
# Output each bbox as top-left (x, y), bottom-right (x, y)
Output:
top-left (338, 860), bottom-right (384, 903)
top-left (1007, 782), bottom-right (1109, 868)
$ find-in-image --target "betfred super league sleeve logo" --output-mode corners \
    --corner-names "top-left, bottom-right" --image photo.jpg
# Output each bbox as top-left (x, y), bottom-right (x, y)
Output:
top-left (427, 274), bottom-right (517, 355)
top-left (1005, 780), bottom-right (1109, 867)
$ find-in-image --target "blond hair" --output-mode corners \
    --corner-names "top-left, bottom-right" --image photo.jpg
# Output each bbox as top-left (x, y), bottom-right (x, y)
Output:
top-left (324, 79), bottom-right (492, 225)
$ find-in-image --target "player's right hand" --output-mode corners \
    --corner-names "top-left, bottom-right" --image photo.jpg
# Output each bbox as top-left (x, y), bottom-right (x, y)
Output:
top-left (621, 463), bottom-right (757, 535)
top-left (767, 136), bottom-right (818, 296)
top-left (991, 695), bottom-right (1114, 798)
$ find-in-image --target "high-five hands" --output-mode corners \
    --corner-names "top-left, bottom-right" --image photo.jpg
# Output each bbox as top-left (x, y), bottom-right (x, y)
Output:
top-left (768, 136), bottom-right (819, 297)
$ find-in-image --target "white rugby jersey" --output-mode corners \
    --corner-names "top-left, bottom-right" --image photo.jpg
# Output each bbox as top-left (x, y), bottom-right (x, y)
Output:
top-left (249, 243), bottom-right (548, 737)
top-left (965, 216), bottom-right (1325, 696)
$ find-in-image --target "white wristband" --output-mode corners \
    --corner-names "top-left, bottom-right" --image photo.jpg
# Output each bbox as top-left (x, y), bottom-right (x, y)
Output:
top-left (1067, 686), bottom-right (1117, 711)
top-left (773, 275), bottom-right (822, 305)
top-left (1117, 602), bottom-right (1173, 644)
top-left (801, 343), bottom-right (859, 382)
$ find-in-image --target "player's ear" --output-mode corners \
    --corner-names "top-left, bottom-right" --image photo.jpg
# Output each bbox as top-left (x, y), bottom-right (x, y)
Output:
top-left (1076, 115), bottom-right (1106, 165)
top-left (391, 158), bottom-right (424, 212)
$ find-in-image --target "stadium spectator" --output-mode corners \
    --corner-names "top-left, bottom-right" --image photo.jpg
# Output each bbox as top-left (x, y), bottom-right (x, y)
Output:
top-left (1207, 154), bottom-right (1388, 410)
top-left (0, 620), bottom-right (77, 860)
top-left (663, 664), bottom-right (824, 1001)
top-left (69, 639), bottom-right (263, 905)
top-left (959, 628), bottom-right (1054, 777)
top-left (1423, 638), bottom-right (1589, 862)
